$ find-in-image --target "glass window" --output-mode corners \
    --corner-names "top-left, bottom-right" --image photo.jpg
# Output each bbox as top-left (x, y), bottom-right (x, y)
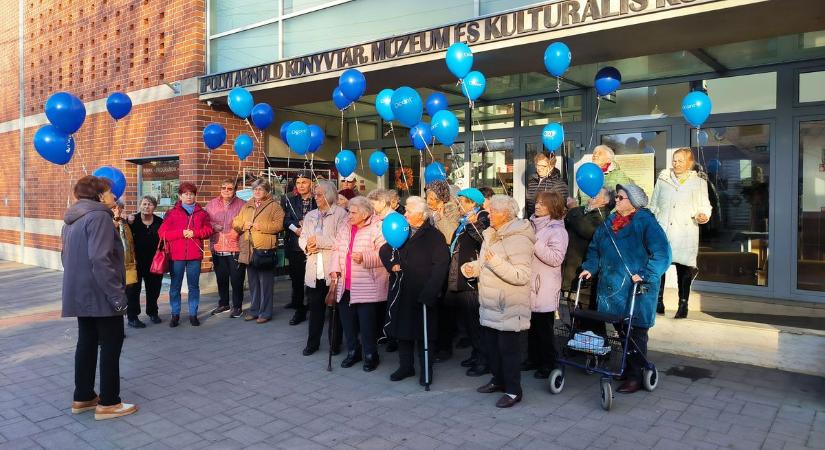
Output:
top-left (600, 83), bottom-right (689, 123)
top-left (472, 103), bottom-right (515, 131)
top-left (797, 120), bottom-right (825, 292)
top-left (599, 130), bottom-right (667, 197)
top-left (470, 138), bottom-right (513, 195)
top-left (347, 117), bottom-right (380, 142)
top-left (386, 146), bottom-right (422, 201)
top-left (210, 23), bottom-right (279, 73)
top-left (691, 124), bottom-right (771, 286)
top-left (706, 73), bottom-right (776, 114)
top-left (284, 0), bottom-right (336, 15)
top-left (282, 0), bottom-right (474, 58)
top-left (210, 0), bottom-right (278, 35)
top-left (480, 0), bottom-right (539, 15)
top-left (521, 96), bottom-right (582, 127)
top-left (140, 160), bottom-right (179, 214)
top-left (705, 33), bottom-right (825, 70)
top-left (800, 71), bottom-right (825, 103)
top-left (427, 142), bottom-right (467, 188)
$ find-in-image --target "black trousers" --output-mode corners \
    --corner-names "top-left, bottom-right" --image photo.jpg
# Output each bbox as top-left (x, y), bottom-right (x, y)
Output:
top-left (451, 290), bottom-right (486, 365)
top-left (615, 323), bottom-right (649, 382)
top-left (125, 268), bottom-right (162, 320)
top-left (337, 291), bottom-right (379, 356)
top-left (74, 316), bottom-right (124, 406)
top-left (305, 280), bottom-right (343, 350)
top-left (483, 326), bottom-right (522, 396)
top-left (436, 295), bottom-right (458, 353)
top-left (213, 253), bottom-right (246, 309)
top-left (398, 339), bottom-right (433, 381)
top-left (658, 263), bottom-right (700, 303)
top-left (527, 312), bottom-right (557, 370)
top-left (286, 251), bottom-right (307, 310)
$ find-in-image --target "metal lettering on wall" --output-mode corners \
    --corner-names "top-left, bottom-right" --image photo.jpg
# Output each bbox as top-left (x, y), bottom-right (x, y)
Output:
top-left (199, 0), bottom-right (710, 95)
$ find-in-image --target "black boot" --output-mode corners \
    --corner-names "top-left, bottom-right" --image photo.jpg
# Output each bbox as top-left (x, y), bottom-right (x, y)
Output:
top-left (169, 314), bottom-right (180, 328)
top-left (674, 299), bottom-right (688, 319)
top-left (363, 353), bottom-right (380, 372)
top-left (341, 350), bottom-right (362, 368)
top-left (656, 299), bottom-right (665, 315)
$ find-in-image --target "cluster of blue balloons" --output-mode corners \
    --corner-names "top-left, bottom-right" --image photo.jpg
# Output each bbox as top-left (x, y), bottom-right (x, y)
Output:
top-left (279, 121), bottom-right (325, 156)
top-left (225, 86), bottom-right (277, 160)
top-left (382, 212), bottom-right (410, 249)
top-left (682, 91), bottom-right (712, 129)
top-left (575, 162), bottom-right (605, 198)
top-left (333, 69), bottom-right (366, 111)
top-left (33, 92), bottom-right (85, 165)
top-left (445, 43), bottom-right (486, 103)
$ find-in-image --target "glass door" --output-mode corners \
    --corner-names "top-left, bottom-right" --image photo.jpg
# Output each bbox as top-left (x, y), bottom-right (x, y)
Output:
top-left (520, 132), bottom-right (581, 216)
top-left (796, 119), bottom-right (825, 293)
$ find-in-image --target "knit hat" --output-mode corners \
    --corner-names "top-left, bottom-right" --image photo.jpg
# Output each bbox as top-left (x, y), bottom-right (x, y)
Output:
top-left (294, 172), bottom-right (311, 181)
top-left (457, 188), bottom-right (485, 207)
top-left (616, 183), bottom-right (648, 209)
top-left (338, 188), bottom-right (357, 200)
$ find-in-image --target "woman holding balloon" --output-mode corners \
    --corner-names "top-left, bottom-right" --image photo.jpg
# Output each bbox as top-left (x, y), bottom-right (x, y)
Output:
top-left (379, 197), bottom-right (450, 386)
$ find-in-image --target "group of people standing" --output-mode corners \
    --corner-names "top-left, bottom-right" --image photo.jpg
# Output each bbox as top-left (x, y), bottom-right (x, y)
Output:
top-left (61, 144), bottom-right (711, 418)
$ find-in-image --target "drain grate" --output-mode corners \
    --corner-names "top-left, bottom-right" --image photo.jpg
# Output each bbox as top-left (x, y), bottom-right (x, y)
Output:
top-left (664, 365), bottom-right (714, 381)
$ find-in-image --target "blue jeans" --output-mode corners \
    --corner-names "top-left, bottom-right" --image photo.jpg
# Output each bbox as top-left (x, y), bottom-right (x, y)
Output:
top-left (169, 260), bottom-right (201, 316)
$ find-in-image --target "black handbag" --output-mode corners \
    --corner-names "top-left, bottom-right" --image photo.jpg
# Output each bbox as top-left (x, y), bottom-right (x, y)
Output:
top-left (248, 201), bottom-right (278, 270)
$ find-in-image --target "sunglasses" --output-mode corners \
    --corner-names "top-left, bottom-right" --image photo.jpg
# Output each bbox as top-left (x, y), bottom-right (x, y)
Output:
top-left (220, 187), bottom-right (235, 191)
top-left (616, 195), bottom-right (628, 201)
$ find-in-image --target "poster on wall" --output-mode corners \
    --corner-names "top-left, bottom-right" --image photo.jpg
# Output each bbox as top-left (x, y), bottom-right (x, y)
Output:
top-left (141, 160), bottom-right (179, 214)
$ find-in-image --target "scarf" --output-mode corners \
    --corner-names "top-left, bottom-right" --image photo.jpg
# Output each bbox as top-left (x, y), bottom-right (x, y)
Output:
top-left (600, 163), bottom-right (610, 173)
top-left (181, 203), bottom-right (195, 215)
top-left (449, 208), bottom-right (478, 254)
top-left (611, 210), bottom-right (636, 233)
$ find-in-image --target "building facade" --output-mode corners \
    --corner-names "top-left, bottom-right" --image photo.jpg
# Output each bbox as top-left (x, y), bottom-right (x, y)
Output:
top-left (2, 0), bottom-right (825, 304)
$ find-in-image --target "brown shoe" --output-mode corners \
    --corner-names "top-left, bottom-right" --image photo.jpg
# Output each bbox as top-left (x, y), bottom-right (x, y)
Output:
top-left (71, 396), bottom-right (99, 414)
top-left (244, 315), bottom-right (257, 321)
top-left (476, 381), bottom-right (504, 394)
top-left (256, 317), bottom-right (270, 324)
top-left (617, 379), bottom-right (642, 394)
top-left (94, 403), bottom-right (138, 420)
top-left (495, 393), bottom-right (522, 408)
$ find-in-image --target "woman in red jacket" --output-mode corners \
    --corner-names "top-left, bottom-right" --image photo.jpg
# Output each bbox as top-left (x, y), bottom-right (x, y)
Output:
top-left (158, 182), bottom-right (213, 327)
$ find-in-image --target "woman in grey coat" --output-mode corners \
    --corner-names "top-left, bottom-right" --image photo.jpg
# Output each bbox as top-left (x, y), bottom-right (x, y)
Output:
top-left (62, 176), bottom-right (137, 421)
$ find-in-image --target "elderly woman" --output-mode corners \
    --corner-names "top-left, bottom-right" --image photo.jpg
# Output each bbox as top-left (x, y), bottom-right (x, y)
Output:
top-left (337, 188), bottom-right (357, 210)
top-left (444, 188), bottom-right (490, 377)
top-left (126, 196), bottom-right (163, 325)
top-left (525, 191), bottom-right (568, 379)
top-left (63, 176), bottom-right (136, 420)
top-left (158, 182), bottom-right (213, 327)
top-left (526, 152), bottom-right (569, 218)
top-left (112, 200), bottom-right (138, 328)
top-left (379, 196), bottom-right (450, 385)
top-left (367, 188), bottom-right (393, 220)
top-left (299, 181), bottom-right (347, 356)
top-left (389, 189), bottom-right (405, 215)
top-left (578, 145), bottom-right (633, 205)
top-left (649, 148), bottom-right (711, 319)
top-left (461, 195), bottom-right (535, 408)
top-left (205, 178), bottom-right (246, 318)
top-left (233, 179), bottom-right (285, 324)
top-left (329, 197), bottom-right (388, 371)
top-left (580, 184), bottom-right (671, 394)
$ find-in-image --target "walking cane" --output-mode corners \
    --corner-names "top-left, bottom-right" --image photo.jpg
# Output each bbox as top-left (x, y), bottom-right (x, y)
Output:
top-left (422, 303), bottom-right (431, 391)
top-left (325, 278), bottom-right (338, 372)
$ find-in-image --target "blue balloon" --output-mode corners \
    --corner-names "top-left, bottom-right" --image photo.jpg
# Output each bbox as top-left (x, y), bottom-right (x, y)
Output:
top-left (105, 92), bottom-right (132, 121)
top-left (625, 137), bottom-right (639, 148)
top-left (92, 166), bottom-right (126, 199)
top-left (424, 162), bottom-right (446, 185)
top-left (382, 212), bottom-right (410, 249)
top-left (202, 123), bottom-right (227, 150)
top-left (375, 89), bottom-right (395, 122)
top-left (279, 121), bottom-right (293, 142)
top-left (594, 67), bottom-right (621, 97)
top-left (462, 71), bottom-right (486, 101)
top-left (33, 124), bottom-right (74, 165)
top-left (544, 42), bottom-right (571, 78)
top-left (369, 151), bottom-right (389, 176)
top-left (682, 91), bottom-right (712, 128)
top-left (339, 69), bottom-right (366, 102)
top-left (335, 150), bottom-right (357, 177)
top-left (45, 92), bottom-right (86, 135)
top-left (641, 131), bottom-right (657, 141)
top-left (575, 162), bottom-right (605, 198)
top-left (643, 145), bottom-right (656, 154)
top-left (445, 42), bottom-right (473, 79)
top-left (714, 127), bottom-right (727, 140)
top-left (286, 121), bottom-right (311, 155)
top-left (697, 130), bottom-right (709, 147)
top-left (409, 122), bottom-right (433, 151)
top-left (308, 124), bottom-right (324, 153)
top-left (390, 87), bottom-right (423, 128)
top-left (707, 159), bottom-right (721, 174)
top-left (332, 86), bottom-right (351, 111)
top-left (234, 134), bottom-right (253, 161)
top-left (227, 87), bottom-right (254, 119)
top-left (431, 110), bottom-right (459, 146)
top-left (425, 92), bottom-right (448, 117)
top-left (250, 103), bottom-right (274, 130)
top-left (542, 123), bottom-right (564, 152)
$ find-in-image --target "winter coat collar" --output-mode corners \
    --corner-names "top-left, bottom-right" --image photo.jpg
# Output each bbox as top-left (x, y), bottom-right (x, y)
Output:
top-left (657, 169), bottom-right (699, 187)
top-left (530, 215), bottom-right (564, 231)
top-left (171, 201), bottom-right (205, 215)
top-left (64, 199), bottom-right (113, 224)
top-left (484, 218), bottom-right (537, 244)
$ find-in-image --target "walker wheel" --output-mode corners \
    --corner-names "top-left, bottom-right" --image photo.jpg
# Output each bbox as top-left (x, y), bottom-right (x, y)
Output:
top-left (548, 369), bottom-right (565, 394)
top-left (600, 380), bottom-right (613, 411)
top-left (643, 367), bottom-right (659, 392)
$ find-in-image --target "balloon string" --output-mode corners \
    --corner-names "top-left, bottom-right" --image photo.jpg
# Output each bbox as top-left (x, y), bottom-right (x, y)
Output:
top-left (473, 118), bottom-right (507, 195)
top-left (696, 127), bottom-right (706, 171)
top-left (586, 97), bottom-right (602, 152)
top-left (422, 138), bottom-right (435, 164)
top-left (72, 135), bottom-right (88, 175)
top-left (340, 110), bottom-right (344, 154)
top-left (63, 165), bottom-right (73, 208)
top-left (388, 123), bottom-right (409, 192)
top-left (305, 154), bottom-right (318, 180)
top-left (458, 79), bottom-right (474, 109)
top-left (556, 77), bottom-right (564, 124)
top-left (352, 103), bottom-right (364, 172)
top-left (382, 268), bottom-right (402, 340)
top-left (197, 151), bottom-right (213, 194)
top-left (448, 144), bottom-right (462, 182)
top-left (245, 118), bottom-right (260, 144)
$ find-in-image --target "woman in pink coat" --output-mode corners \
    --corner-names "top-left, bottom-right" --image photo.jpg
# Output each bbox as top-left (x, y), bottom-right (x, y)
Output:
top-left (329, 197), bottom-right (388, 372)
top-left (525, 191), bottom-right (569, 379)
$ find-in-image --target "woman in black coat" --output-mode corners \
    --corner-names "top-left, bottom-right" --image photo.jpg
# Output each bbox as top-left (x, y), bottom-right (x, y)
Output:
top-left (379, 196), bottom-right (450, 386)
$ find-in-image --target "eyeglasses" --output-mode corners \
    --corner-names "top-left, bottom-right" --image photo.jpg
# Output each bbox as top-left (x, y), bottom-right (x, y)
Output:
top-left (616, 195), bottom-right (628, 201)
top-left (220, 187), bottom-right (235, 191)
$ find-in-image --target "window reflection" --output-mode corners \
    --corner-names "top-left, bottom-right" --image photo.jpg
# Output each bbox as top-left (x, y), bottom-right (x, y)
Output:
top-left (798, 121), bottom-right (825, 292)
top-left (470, 138), bottom-right (514, 195)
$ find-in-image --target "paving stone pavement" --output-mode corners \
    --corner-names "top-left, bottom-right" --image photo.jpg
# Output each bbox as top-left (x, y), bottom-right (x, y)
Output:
top-left (0, 261), bottom-right (823, 450)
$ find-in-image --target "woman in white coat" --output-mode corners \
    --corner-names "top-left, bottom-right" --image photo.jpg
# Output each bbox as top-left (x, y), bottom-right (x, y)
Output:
top-left (649, 148), bottom-right (712, 319)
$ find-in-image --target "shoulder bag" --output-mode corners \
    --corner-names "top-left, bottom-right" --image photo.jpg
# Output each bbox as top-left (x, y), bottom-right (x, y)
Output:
top-left (249, 202), bottom-right (278, 270)
top-left (149, 238), bottom-right (170, 275)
